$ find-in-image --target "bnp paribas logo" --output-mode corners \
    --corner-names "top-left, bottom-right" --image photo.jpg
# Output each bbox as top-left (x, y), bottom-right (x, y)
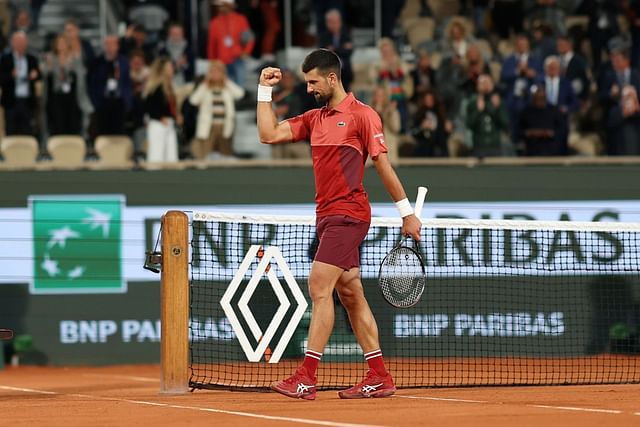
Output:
top-left (29, 195), bottom-right (126, 294)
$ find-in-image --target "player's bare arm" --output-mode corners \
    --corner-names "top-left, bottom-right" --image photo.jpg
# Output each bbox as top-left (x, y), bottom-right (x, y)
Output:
top-left (256, 67), bottom-right (294, 144)
top-left (371, 153), bottom-right (422, 241)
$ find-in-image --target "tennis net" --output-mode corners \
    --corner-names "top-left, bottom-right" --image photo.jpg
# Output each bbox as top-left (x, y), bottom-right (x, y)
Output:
top-left (189, 211), bottom-right (640, 390)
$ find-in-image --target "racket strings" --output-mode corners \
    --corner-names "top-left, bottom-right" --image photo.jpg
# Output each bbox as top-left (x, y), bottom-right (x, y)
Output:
top-left (379, 246), bottom-right (425, 308)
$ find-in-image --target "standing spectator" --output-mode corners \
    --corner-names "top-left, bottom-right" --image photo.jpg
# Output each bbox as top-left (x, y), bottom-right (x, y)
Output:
top-left (0, 31), bottom-right (40, 135)
top-left (374, 38), bottom-right (413, 132)
top-left (599, 49), bottom-right (640, 155)
top-left (271, 69), bottom-right (310, 159)
top-left (43, 34), bottom-right (93, 136)
top-left (12, 9), bottom-right (44, 55)
top-left (120, 24), bottom-right (155, 64)
top-left (157, 23), bottom-right (194, 86)
top-left (519, 86), bottom-right (564, 156)
top-left (500, 34), bottom-right (543, 143)
top-left (88, 36), bottom-right (133, 136)
top-left (577, 0), bottom-right (620, 73)
top-left (526, 0), bottom-right (566, 37)
top-left (207, 0), bottom-right (255, 87)
top-left (318, 9), bottom-right (353, 91)
top-left (466, 74), bottom-right (509, 157)
top-left (556, 34), bottom-right (591, 102)
top-left (370, 86), bottom-right (402, 164)
top-left (188, 60), bottom-right (244, 160)
top-left (411, 89), bottom-right (451, 157)
top-left (127, 50), bottom-right (149, 153)
top-left (410, 49), bottom-right (437, 104)
top-left (143, 57), bottom-right (179, 162)
top-left (256, 0), bottom-right (281, 64)
top-left (439, 18), bottom-right (475, 60)
top-left (64, 19), bottom-right (95, 70)
top-left (542, 55), bottom-right (578, 153)
top-left (491, 0), bottom-right (523, 39)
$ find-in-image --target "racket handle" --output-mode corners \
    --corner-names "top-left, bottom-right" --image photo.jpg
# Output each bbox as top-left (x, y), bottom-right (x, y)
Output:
top-left (414, 186), bottom-right (428, 219)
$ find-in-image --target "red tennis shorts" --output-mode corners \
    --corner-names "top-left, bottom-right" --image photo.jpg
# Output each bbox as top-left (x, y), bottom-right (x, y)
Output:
top-left (314, 215), bottom-right (370, 270)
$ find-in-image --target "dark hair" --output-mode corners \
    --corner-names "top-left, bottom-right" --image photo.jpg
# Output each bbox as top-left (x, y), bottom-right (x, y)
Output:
top-left (301, 48), bottom-right (342, 80)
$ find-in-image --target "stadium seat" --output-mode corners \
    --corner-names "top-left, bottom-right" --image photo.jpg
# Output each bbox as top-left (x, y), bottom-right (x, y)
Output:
top-left (428, 0), bottom-right (460, 21)
top-left (47, 135), bottom-right (86, 169)
top-left (94, 135), bottom-right (135, 169)
top-left (406, 17), bottom-right (436, 52)
top-left (565, 15), bottom-right (588, 33)
top-left (0, 135), bottom-right (39, 169)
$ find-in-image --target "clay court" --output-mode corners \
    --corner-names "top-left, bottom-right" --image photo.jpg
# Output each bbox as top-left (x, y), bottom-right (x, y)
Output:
top-left (0, 364), bottom-right (638, 426)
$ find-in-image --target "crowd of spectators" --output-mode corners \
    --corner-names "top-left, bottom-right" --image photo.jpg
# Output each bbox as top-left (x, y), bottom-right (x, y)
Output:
top-left (1, 0), bottom-right (640, 167)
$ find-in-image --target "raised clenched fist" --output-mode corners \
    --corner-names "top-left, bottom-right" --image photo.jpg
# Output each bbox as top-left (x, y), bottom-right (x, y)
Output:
top-left (259, 67), bottom-right (282, 87)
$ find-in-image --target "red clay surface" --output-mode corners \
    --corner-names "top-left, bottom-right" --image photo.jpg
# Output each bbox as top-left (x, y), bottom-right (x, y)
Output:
top-left (1, 364), bottom-right (639, 426)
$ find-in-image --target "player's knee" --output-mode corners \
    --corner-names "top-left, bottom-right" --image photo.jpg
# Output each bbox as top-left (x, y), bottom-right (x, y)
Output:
top-left (336, 284), bottom-right (364, 310)
top-left (307, 280), bottom-right (333, 303)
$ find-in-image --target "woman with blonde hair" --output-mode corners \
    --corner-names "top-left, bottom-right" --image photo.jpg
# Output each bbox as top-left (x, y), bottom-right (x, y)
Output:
top-left (143, 57), bottom-right (179, 162)
top-left (189, 59), bottom-right (244, 160)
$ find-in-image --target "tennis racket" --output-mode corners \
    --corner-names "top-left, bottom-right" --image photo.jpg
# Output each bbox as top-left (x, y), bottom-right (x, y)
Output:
top-left (378, 186), bottom-right (428, 308)
top-left (0, 328), bottom-right (14, 340)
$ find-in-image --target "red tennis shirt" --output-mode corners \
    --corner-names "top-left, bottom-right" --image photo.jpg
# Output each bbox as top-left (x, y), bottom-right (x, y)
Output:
top-left (288, 93), bottom-right (388, 223)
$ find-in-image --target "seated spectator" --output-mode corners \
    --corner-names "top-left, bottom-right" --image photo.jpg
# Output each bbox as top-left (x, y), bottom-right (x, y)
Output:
top-left (0, 31), bottom-right (41, 136)
top-left (440, 18), bottom-right (475, 60)
top-left (318, 9), bottom-right (353, 91)
top-left (542, 55), bottom-right (578, 154)
top-left (411, 49), bottom-right (437, 104)
top-left (207, 0), bottom-right (255, 87)
top-left (370, 86), bottom-right (402, 164)
top-left (120, 24), bottom-right (155, 64)
top-left (556, 34), bottom-right (591, 103)
top-left (598, 49), bottom-right (640, 155)
top-left (188, 60), bottom-right (244, 160)
top-left (157, 23), bottom-right (194, 86)
top-left (127, 50), bottom-right (149, 152)
top-left (519, 86), bottom-right (564, 156)
top-left (271, 69), bottom-right (310, 159)
top-left (88, 36), bottom-right (133, 136)
top-left (43, 34), bottom-right (93, 136)
top-left (466, 74), bottom-right (510, 157)
top-left (500, 34), bottom-right (543, 143)
top-left (143, 57), bottom-right (180, 162)
top-left (12, 9), bottom-right (44, 55)
top-left (64, 19), bottom-right (95, 70)
top-left (411, 89), bottom-right (451, 158)
top-left (373, 38), bottom-right (413, 132)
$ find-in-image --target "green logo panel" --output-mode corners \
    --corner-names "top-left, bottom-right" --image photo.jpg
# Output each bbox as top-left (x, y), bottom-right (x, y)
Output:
top-left (30, 195), bottom-right (125, 294)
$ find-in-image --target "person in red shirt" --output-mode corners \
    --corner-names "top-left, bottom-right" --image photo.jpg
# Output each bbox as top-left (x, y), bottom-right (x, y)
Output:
top-left (256, 49), bottom-right (422, 400)
top-left (207, 0), bottom-right (255, 87)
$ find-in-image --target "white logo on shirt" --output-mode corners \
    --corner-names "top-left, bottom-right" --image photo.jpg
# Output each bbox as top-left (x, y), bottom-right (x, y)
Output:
top-left (374, 133), bottom-right (386, 146)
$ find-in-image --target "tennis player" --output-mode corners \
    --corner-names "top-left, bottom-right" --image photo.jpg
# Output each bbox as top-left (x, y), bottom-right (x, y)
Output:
top-left (257, 49), bottom-right (421, 400)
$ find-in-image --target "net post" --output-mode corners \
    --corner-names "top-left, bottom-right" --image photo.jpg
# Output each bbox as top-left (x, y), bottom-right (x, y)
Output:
top-left (160, 210), bottom-right (189, 394)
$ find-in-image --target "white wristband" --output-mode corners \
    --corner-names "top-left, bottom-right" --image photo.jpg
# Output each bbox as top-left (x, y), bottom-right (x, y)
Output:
top-left (395, 198), bottom-right (413, 218)
top-left (257, 85), bottom-right (273, 102)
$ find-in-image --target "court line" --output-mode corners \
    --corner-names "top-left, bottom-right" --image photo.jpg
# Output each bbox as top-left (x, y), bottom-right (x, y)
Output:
top-left (398, 392), bottom-right (637, 416)
top-left (395, 395), bottom-right (488, 404)
top-left (0, 384), bottom-right (386, 427)
top-left (529, 404), bottom-right (623, 414)
top-left (82, 373), bottom-right (159, 383)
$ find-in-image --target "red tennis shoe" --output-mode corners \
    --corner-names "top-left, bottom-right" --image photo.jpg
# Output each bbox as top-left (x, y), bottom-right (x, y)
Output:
top-left (338, 370), bottom-right (396, 399)
top-left (270, 368), bottom-right (317, 400)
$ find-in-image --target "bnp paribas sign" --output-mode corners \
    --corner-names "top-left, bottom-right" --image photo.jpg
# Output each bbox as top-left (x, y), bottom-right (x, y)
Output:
top-left (29, 195), bottom-right (125, 294)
